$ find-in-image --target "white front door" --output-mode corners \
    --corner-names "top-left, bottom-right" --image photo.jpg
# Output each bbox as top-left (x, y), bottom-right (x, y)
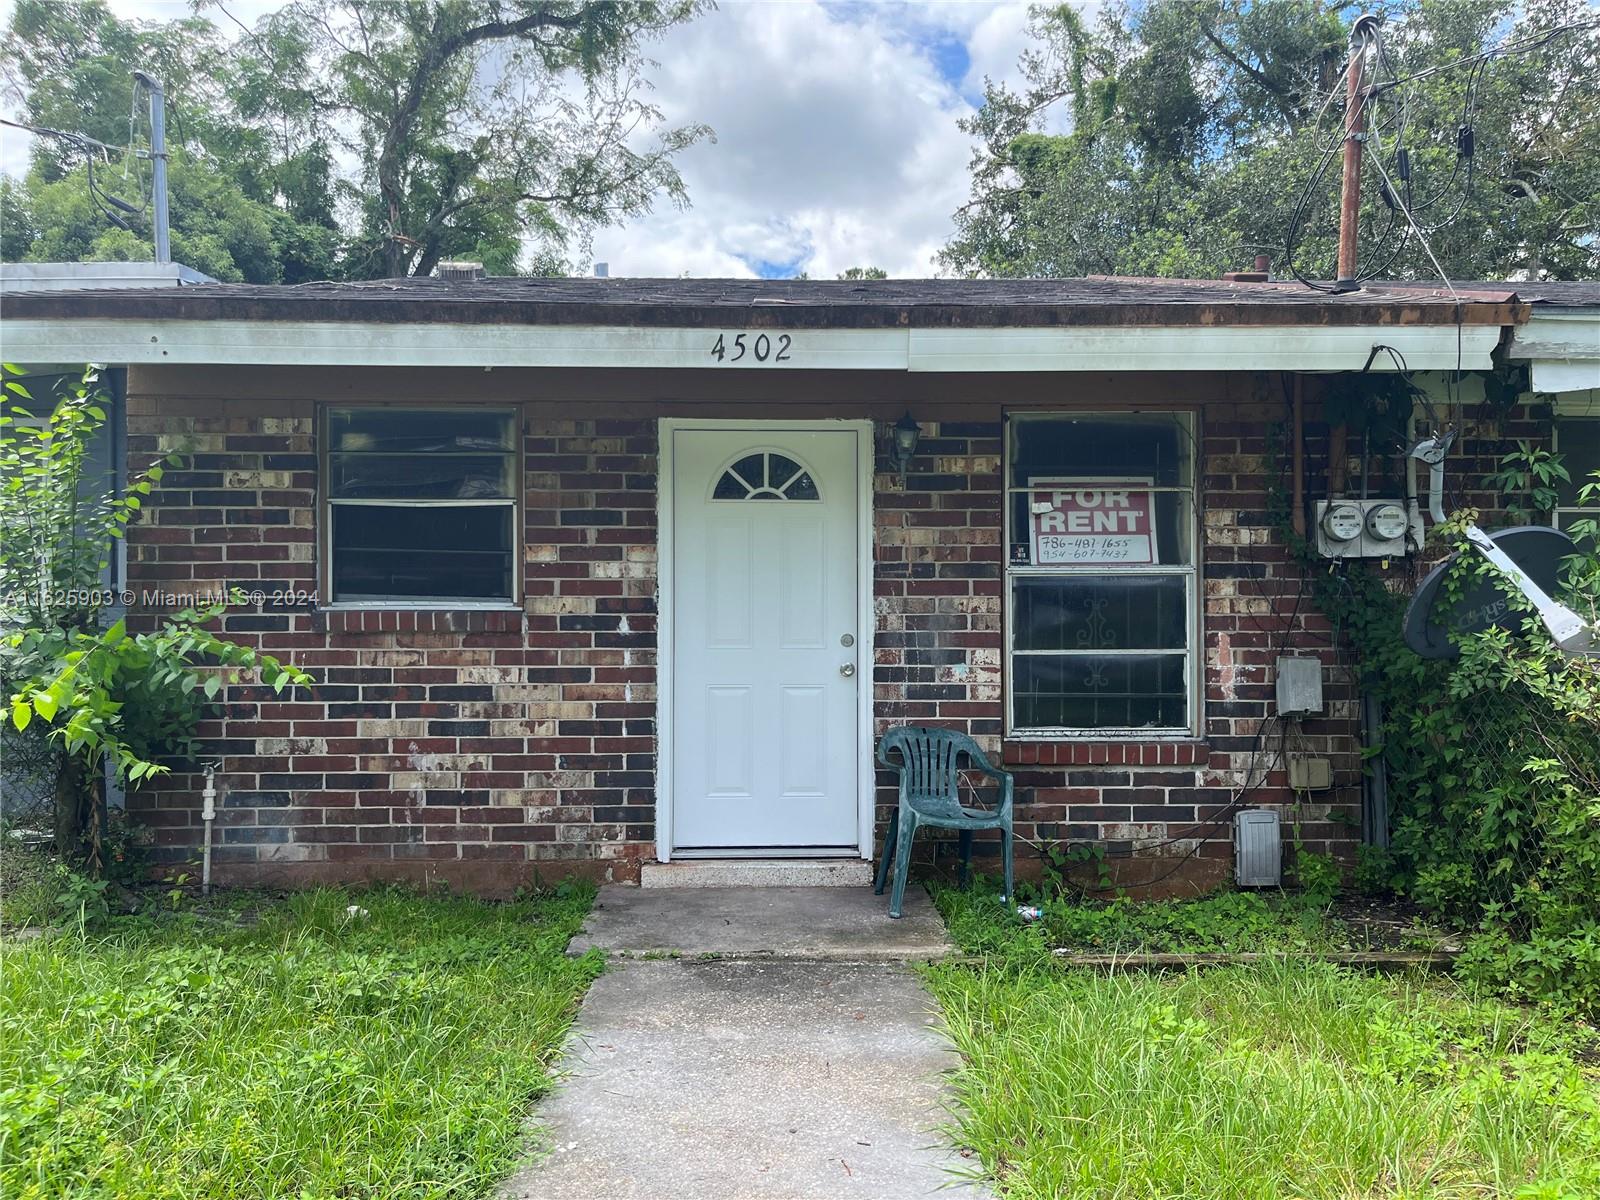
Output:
top-left (671, 426), bottom-right (861, 851)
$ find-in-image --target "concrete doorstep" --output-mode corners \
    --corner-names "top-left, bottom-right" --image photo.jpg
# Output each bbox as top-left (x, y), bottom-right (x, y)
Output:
top-left (500, 886), bottom-right (987, 1200)
top-left (567, 884), bottom-right (952, 962)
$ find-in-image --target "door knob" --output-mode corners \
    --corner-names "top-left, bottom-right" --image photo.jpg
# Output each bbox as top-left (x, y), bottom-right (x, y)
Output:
top-left (839, 662), bottom-right (856, 678)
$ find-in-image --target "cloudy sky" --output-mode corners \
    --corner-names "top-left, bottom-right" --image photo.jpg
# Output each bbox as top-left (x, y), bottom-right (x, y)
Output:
top-left (1, 1), bottom-right (1079, 278)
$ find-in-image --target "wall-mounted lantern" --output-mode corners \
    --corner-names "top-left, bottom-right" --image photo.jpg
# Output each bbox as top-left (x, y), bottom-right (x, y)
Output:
top-left (889, 411), bottom-right (921, 473)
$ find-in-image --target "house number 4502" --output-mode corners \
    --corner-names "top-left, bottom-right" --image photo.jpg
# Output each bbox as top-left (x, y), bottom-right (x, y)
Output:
top-left (710, 333), bottom-right (792, 363)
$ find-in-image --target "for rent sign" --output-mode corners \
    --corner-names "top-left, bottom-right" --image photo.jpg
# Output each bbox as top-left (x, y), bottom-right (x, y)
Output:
top-left (1028, 478), bottom-right (1158, 565)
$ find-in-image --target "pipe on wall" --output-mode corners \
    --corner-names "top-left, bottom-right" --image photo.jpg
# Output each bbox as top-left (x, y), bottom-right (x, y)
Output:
top-left (1292, 376), bottom-right (1306, 537)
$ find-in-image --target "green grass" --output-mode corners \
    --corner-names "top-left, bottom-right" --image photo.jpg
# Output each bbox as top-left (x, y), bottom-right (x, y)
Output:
top-left (0, 885), bottom-right (602, 1200)
top-left (936, 881), bottom-right (1441, 959)
top-left (926, 893), bottom-right (1600, 1200)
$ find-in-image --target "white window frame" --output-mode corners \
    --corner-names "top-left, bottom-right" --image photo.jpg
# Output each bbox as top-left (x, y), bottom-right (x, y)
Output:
top-left (1003, 409), bottom-right (1201, 740)
top-left (1552, 393), bottom-right (1600, 534)
top-left (319, 404), bottom-right (523, 609)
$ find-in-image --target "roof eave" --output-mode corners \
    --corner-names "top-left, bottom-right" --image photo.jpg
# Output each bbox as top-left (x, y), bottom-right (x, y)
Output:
top-left (0, 292), bottom-right (1528, 329)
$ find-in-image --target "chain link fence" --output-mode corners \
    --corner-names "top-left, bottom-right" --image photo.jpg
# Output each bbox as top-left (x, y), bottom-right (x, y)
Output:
top-left (0, 725), bottom-right (60, 841)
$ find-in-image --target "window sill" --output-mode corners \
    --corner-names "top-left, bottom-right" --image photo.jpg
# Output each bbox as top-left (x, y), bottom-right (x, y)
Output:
top-left (1002, 739), bottom-right (1209, 767)
top-left (316, 607), bottom-right (523, 635)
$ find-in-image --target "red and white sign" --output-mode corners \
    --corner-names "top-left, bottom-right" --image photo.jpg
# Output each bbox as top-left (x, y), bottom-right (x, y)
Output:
top-left (1028, 478), bottom-right (1158, 565)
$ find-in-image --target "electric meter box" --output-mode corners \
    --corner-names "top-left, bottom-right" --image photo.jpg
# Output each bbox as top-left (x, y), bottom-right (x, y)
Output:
top-left (1314, 498), bottom-right (1422, 560)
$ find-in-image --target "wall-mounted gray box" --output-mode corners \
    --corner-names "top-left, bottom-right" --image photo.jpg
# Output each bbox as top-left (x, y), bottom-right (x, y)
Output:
top-left (1275, 655), bottom-right (1323, 717)
top-left (1235, 808), bottom-right (1282, 887)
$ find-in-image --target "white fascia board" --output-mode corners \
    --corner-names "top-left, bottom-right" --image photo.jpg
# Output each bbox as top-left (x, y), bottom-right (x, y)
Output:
top-left (1, 316), bottom-right (1503, 372)
top-left (1533, 360), bottom-right (1600, 395)
top-left (1509, 310), bottom-right (1600, 360)
top-left (908, 323), bottom-right (1504, 372)
top-left (1552, 390), bottom-right (1599, 417)
top-left (1510, 311), bottom-right (1600, 396)
top-left (0, 318), bottom-right (907, 370)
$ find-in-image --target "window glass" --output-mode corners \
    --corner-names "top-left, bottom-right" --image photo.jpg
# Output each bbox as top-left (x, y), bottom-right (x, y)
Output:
top-left (325, 408), bottom-right (517, 604)
top-left (1555, 417), bottom-right (1600, 519)
top-left (1012, 576), bottom-right (1187, 652)
top-left (329, 453), bottom-right (514, 500)
top-left (329, 408), bottom-right (515, 453)
top-left (1005, 412), bottom-right (1196, 735)
top-left (712, 451), bottom-right (821, 501)
top-left (1012, 654), bottom-right (1188, 731)
top-left (1009, 412), bottom-right (1194, 489)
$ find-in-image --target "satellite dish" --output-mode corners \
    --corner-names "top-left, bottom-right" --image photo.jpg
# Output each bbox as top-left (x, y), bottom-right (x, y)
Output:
top-left (1403, 526), bottom-right (1578, 659)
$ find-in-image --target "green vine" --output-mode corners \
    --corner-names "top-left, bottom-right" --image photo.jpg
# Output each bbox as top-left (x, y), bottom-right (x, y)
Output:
top-left (1269, 386), bottom-right (1600, 1012)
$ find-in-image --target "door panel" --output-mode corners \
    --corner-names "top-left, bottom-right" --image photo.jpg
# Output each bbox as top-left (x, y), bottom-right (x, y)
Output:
top-left (673, 428), bottom-right (859, 850)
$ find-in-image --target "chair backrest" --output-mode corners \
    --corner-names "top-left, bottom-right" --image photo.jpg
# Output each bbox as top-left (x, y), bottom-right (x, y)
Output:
top-left (877, 726), bottom-right (985, 799)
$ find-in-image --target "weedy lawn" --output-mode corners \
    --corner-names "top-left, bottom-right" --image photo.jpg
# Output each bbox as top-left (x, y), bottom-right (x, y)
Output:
top-left (926, 890), bottom-right (1600, 1200)
top-left (0, 886), bottom-right (601, 1200)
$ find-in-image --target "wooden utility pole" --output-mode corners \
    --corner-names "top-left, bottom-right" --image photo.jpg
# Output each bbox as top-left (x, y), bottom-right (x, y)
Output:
top-left (1335, 22), bottom-right (1373, 290)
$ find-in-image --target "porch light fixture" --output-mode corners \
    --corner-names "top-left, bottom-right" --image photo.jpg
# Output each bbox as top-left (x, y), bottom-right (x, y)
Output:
top-left (890, 411), bottom-right (921, 473)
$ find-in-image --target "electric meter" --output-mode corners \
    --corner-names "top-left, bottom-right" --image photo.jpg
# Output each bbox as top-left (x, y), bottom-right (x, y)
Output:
top-left (1321, 503), bottom-right (1363, 543)
top-left (1366, 502), bottom-right (1409, 542)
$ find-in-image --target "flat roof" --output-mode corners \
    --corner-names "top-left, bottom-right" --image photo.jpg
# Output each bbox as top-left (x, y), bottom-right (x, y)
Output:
top-left (0, 274), bottom-right (1528, 328)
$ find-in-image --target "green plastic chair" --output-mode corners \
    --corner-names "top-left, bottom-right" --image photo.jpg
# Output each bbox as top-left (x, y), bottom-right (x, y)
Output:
top-left (873, 726), bottom-right (1015, 919)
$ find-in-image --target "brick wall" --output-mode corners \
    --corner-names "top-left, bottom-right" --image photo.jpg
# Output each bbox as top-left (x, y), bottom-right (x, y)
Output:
top-left (872, 391), bottom-right (1359, 894)
top-left (119, 371), bottom-right (1554, 896)
top-left (124, 391), bottom-right (658, 892)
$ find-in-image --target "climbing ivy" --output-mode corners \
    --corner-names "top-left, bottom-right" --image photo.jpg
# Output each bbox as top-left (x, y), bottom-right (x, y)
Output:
top-left (1270, 402), bottom-right (1600, 1012)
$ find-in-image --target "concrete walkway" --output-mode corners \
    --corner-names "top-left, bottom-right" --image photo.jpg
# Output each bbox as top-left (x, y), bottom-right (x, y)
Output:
top-left (500, 886), bottom-right (986, 1200)
top-left (569, 883), bottom-right (952, 961)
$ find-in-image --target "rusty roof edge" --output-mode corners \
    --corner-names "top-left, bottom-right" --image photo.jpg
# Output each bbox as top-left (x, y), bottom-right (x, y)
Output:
top-left (0, 291), bottom-right (1527, 328)
top-left (1085, 274), bottom-right (1522, 305)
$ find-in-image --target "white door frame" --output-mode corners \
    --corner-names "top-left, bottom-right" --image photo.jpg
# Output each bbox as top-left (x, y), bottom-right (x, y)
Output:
top-left (656, 417), bottom-right (875, 862)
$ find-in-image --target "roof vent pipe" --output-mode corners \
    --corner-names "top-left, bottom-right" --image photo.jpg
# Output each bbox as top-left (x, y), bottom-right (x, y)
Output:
top-left (436, 261), bottom-right (485, 282)
top-left (1222, 255), bottom-right (1272, 283)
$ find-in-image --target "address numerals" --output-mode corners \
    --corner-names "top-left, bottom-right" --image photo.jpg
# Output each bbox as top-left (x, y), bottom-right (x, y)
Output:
top-left (710, 333), bottom-right (792, 364)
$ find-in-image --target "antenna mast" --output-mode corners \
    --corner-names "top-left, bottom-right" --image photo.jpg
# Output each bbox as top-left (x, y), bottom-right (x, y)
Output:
top-left (132, 70), bottom-right (170, 265)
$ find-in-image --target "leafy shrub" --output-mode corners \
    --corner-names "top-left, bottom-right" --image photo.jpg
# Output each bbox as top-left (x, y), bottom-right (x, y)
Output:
top-left (1, 365), bottom-right (310, 874)
top-left (1289, 458), bottom-right (1600, 1013)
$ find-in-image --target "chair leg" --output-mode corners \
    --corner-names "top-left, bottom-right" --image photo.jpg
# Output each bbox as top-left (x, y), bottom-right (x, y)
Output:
top-left (958, 829), bottom-right (973, 888)
top-left (873, 809), bottom-right (899, 896)
top-left (888, 812), bottom-right (918, 919)
top-left (1001, 822), bottom-right (1014, 905)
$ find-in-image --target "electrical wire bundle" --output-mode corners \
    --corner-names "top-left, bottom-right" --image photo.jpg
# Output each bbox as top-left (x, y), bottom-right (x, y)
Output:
top-left (1283, 14), bottom-right (1600, 292)
top-left (1, 77), bottom-right (155, 233)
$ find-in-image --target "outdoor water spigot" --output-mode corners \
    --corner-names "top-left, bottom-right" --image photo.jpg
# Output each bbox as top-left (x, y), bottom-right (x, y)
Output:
top-left (200, 761), bottom-right (220, 822)
top-left (200, 760), bottom-right (221, 896)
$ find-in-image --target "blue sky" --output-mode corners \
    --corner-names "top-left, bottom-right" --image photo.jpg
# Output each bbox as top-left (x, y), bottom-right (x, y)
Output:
top-left (1, 1), bottom-right (1084, 278)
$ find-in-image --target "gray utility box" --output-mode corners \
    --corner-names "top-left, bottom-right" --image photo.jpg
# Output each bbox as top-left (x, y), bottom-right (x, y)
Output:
top-left (1275, 655), bottom-right (1323, 718)
top-left (1235, 808), bottom-right (1283, 887)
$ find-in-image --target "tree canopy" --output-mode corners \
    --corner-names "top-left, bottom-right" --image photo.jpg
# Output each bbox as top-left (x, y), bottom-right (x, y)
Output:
top-left (1, 0), bottom-right (709, 281)
top-left (941, 0), bottom-right (1600, 282)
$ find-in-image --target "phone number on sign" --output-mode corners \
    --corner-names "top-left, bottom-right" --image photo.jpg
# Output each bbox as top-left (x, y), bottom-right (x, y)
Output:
top-left (3, 588), bottom-right (320, 609)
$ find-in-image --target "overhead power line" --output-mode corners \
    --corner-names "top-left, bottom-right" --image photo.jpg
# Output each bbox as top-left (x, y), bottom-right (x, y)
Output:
top-left (1281, 13), bottom-right (1597, 292)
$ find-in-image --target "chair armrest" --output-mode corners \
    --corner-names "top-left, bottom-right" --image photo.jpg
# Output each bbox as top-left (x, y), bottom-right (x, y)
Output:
top-left (968, 757), bottom-right (1014, 814)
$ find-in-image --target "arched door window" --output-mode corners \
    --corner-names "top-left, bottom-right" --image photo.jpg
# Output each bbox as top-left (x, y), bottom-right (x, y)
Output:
top-left (712, 451), bottom-right (821, 501)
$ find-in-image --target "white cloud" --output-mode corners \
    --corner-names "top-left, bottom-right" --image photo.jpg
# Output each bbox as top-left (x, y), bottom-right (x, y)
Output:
top-left (591, 0), bottom-right (983, 279)
top-left (3, 0), bottom-right (1077, 279)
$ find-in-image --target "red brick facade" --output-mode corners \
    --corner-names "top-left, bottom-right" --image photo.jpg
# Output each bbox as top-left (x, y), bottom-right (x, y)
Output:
top-left (120, 368), bottom-right (1550, 895)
